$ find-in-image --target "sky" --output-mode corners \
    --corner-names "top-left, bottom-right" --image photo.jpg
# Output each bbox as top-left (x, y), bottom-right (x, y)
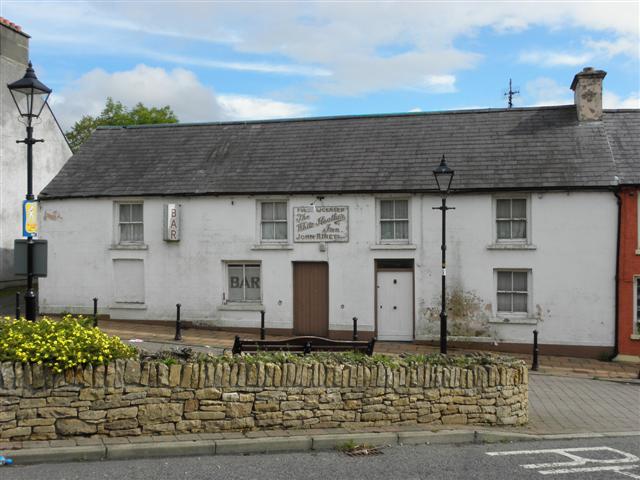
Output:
top-left (2, 1), bottom-right (639, 131)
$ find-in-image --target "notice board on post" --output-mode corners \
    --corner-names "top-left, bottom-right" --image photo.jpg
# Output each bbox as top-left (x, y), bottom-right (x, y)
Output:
top-left (14, 239), bottom-right (48, 277)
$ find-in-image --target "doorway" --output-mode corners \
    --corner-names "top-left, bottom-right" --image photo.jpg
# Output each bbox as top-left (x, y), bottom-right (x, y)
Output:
top-left (376, 259), bottom-right (414, 341)
top-left (293, 262), bottom-right (329, 336)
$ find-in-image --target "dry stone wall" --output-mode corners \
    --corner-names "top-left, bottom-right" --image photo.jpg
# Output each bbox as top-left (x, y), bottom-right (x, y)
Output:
top-left (0, 360), bottom-right (528, 441)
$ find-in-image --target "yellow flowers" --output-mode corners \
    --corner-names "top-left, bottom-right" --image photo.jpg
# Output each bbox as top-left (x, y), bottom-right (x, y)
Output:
top-left (0, 315), bottom-right (136, 373)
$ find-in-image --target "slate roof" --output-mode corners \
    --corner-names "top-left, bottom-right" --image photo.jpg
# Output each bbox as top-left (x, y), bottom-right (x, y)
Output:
top-left (603, 110), bottom-right (640, 185)
top-left (40, 105), bottom-right (640, 199)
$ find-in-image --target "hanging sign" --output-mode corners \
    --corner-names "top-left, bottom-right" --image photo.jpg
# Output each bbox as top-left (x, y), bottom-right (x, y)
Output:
top-left (163, 204), bottom-right (181, 241)
top-left (22, 200), bottom-right (38, 237)
top-left (293, 206), bottom-right (349, 242)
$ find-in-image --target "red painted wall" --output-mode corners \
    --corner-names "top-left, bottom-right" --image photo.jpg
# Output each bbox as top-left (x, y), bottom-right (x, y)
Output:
top-left (618, 187), bottom-right (640, 358)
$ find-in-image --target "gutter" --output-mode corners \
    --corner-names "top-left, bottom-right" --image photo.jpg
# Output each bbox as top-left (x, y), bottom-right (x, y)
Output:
top-left (613, 189), bottom-right (621, 359)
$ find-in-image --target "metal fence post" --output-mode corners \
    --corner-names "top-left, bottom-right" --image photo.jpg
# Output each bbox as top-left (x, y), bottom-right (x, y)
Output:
top-left (174, 303), bottom-right (182, 341)
top-left (93, 297), bottom-right (98, 327)
top-left (15, 292), bottom-right (20, 319)
top-left (260, 310), bottom-right (266, 340)
top-left (352, 316), bottom-right (358, 341)
top-left (532, 330), bottom-right (539, 371)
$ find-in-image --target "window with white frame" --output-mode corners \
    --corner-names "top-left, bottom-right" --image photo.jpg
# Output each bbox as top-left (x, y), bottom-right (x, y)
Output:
top-left (496, 198), bottom-right (527, 241)
top-left (261, 201), bottom-right (288, 241)
top-left (496, 270), bottom-right (529, 314)
top-left (118, 203), bottom-right (143, 243)
top-left (227, 263), bottom-right (261, 303)
top-left (379, 199), bottom-right (409, 241)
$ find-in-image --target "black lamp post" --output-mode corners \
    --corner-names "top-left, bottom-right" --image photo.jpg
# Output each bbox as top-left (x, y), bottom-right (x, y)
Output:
top-left (432, 155), bottom-right (455, 354)
top-left (7, 62), bottom-right (52, 321)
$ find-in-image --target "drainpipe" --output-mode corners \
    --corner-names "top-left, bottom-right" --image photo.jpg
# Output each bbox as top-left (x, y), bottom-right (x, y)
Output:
top-left (613, 189), bottom-right (622, 359)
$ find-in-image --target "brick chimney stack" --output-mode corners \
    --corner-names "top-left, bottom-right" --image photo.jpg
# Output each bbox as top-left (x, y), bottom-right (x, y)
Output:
top-left (570, 67), bottom-right (607, 122)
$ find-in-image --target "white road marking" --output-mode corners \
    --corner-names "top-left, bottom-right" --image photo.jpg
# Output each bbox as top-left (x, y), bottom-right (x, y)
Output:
top-left (539, 465), bottom-right (640, 478)
top-left (487, 446), bottom-right (640, 477)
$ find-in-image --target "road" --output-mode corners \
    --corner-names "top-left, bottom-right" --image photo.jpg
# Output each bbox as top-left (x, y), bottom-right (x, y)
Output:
top-left (2, 436), bottom-right (639, 480)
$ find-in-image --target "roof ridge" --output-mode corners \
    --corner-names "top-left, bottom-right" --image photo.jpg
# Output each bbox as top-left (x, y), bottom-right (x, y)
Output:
top-left (95, 104), bottom-right (578, 130)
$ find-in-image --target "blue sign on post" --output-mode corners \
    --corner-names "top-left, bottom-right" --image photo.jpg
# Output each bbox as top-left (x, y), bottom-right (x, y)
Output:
top-left (22, 200), bottom-right (38, 238)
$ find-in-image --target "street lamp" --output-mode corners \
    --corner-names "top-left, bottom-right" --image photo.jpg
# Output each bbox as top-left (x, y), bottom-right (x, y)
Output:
top-left (432, 155), bottom-right (455, 354)
top-left (7, 61), bottom-right (52, 321)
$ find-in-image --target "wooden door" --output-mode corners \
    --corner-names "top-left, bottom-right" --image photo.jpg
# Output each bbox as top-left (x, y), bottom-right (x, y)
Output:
top-left (377, 270), bottom-right (414, 341)
top-left (293, 262), bottom-right (329, 336)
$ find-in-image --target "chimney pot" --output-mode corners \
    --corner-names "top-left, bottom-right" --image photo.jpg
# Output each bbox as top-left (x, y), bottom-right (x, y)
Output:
top-left (570, 67), bottom-right (607, 122)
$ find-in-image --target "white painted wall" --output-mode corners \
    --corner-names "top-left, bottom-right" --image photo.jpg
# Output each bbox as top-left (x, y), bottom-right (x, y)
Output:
top-left (39, 191), bottom-right (617, 348)
top-left (0, 27), bottom-right (72, 285)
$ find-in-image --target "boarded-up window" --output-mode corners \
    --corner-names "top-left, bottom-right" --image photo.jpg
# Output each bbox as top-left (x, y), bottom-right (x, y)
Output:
top-left (113, 259), bottom-right (145, 303)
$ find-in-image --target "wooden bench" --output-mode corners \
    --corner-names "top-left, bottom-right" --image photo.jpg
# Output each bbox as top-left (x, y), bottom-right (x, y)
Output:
top-left (231, 335), bottom-right (376, 356)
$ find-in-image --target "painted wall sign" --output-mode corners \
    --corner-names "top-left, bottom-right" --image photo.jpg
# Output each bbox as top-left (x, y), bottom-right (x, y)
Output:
top-left (23, 200), bottom-right (38, 237)
top-left (163, 204), bottom-right (181, 241)
top-left (293, 206), bottom-right (349, 242)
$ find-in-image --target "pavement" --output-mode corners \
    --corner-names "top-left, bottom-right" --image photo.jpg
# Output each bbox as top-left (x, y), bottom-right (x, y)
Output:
top-left (1, 295), bottom-right (639, 466)
top-left (3, 436), bottom-right (640, 480)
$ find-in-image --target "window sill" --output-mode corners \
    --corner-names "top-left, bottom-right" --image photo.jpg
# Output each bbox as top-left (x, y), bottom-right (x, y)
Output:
top-left (370, 244), bottom-right (417, 251)
top-left (489, 317), bottom-right (537, 325)
top-left (110, 244), bottom-right (148, 251)
top-left (218, 303), bottom-right (264, 312)
top-left (251, 244), bottom-right (294, 251)
top-left (110, 303), bottom-right (147, 310)
top-left (630, 334), bottom-right (640, 341)
top-left (487, 243), bottom-right (537, 251)
top-left (635, 249), bottom-right (640, 255)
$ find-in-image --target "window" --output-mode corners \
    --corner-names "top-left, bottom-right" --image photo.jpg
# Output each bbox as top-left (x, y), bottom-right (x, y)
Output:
top-left (497, 270), bottom-right (529, 314)
top-left (118, 203), bottom-right (143, 243)
top-left (380, 199), bottom-right (409, 241)
top-left (227, 263), bottom-right (261, 303)
top-left (261, 201), bottom-right (288, 241)
top-left (496, 198), bottom-right (527, 241)
top-left (635, 277), bottom-right (640, 335)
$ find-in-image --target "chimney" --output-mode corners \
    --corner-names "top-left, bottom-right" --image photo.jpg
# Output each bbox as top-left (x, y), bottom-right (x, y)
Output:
top-left (570, 67), bottom-right (607, 122)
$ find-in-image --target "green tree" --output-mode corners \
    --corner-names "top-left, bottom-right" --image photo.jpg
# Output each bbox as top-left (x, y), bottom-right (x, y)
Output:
top-left (65, 97), bottom-right (178, 152)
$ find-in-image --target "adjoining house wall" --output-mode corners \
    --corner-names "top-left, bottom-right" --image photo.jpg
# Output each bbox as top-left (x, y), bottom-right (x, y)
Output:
top-left (0, 360), bottom-right (528, 440)
top-left (39, 190), bottom-right (617, 353)
top-left (0, 22), bottom-right (72, 286)
top-left (616, 187), bottom-right (640, 360)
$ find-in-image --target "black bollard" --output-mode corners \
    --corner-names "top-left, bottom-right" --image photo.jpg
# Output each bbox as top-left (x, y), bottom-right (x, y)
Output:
top-left (352, 316), bottom-right (358, 341)
top-left (15, 292), bottom-right (20, 319)
top-left (532, 330), bottom-right (539, 371)
top-left (174, 303), bottom-right (182, 341)
top-left (260, 310), bottom-right (266, 340)
top-left (93, 297), bottom-right (98, 327)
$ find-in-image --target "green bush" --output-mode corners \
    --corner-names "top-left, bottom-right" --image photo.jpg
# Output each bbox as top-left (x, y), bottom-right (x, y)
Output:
top-left (0, 315), bottom-right (137, 372)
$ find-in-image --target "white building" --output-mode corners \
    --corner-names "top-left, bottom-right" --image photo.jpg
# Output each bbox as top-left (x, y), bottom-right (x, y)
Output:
top-left (38, 68), bottom-right (639, 358)
top-left (0, 18), bottom-right (72, 286)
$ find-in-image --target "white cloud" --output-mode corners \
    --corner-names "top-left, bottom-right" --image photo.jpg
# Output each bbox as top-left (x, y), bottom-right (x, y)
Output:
top-left (519, 51), bottom-right (593, 67)
top-left (523, 77), bottom-right (573, 106)
top-left (409, 107), bottom-right (423, 112)
top-left (49, 65), bottom-right (311, 129)
top-left (217, 94), bottom-right (311, 120)
top-left (5, 1), bottom-right (639, 96)
top-left (603, 91), bottom-right (640, 109)
top-left (584, 37), bottom-right (639, 58)
top-left (422, 75), bottom-right (457, 93)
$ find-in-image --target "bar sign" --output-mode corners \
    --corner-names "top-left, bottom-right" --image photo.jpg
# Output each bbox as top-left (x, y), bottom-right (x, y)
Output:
top-left (163, 204), bottom-right (180, 241)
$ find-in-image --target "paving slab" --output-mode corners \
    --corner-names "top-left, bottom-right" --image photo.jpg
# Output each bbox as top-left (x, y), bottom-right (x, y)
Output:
top-left (4, 445), bottom-right (105, 464)
top-left (106, 440), bottom-right (214, 460)
top-left (215, 436), bottom-right (312, 454)
top-left (397, 430), bottom-right (475, 445)
top-left (311, 432), bottom-right (398, 450)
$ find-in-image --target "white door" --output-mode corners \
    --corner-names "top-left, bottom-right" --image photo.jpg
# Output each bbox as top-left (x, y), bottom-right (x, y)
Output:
top-left (377, 270), bottom-right (414, 341)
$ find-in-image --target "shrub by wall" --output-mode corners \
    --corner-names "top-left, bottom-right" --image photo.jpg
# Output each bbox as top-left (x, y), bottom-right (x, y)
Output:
top-left (0, 357), bottom-right (527, 441)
